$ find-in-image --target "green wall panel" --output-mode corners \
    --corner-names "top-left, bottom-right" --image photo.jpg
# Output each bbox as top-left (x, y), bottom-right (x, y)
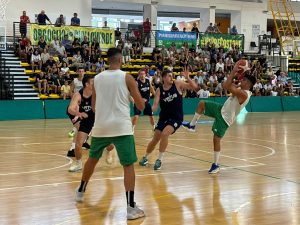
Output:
top-left (282, 96), bottom-right (300, 111)
top-left (44, 100), bottom-right (70, 119)
top-left (250, 96), bottom-right (282, 112)
top-left (0, 100), bottom-right (44, 120)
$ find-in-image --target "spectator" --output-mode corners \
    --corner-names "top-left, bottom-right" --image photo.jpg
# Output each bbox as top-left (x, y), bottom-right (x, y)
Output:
top-left (37, 10), bottom-right (51, 25)
top-left (71, 13), bottom-right (80, 26)
top-left (102, 21), bottom-right (109, 28)
top-left (35, 71), bottom-right (47, 94)
top-left (205, 23), bottom-right (214, 33)
top-left (56, 42), bottom-right (66, 59)
top-left (61, 80), bottom-right (71, 100)
top-left (197, 85), bottom-right (210, 98)
top-left (171, 23), bottom-right (179, 32)
top-left (51, 36), bottom-right (60, 50)
top-left (41, 48), bottom-right (50, 67)
top-left (61, 35), bottom-right (73, 54)
top-left (91, 38), bottom-right (100, 51)
top-left (19, 11), bottom-right (30, 37)
top-left (183, 27), bottom-right (187, 33)
top-left (215, 59), bottom-right (224, 72)
top-left (230, 25), bottom-right (238, 35)
top-left (213, 23), bottom-right (221, 33)
top-left (55, 14), bottom-right (65, 27)
top-left (122, 46), bottom-right (131, 64)
top-left (191, 22), bottom-right (199, 38)
top-left (115, 27), bottom-right (122, 42)
top-left (81, 36), bottom-right (90, 51)
top-left (143, 18), bottom-right (151, 47)
top-left (72, 38), bottom-right (81, 55)
top-left (38, 36), bottom-right (47, 50)
top-left (31, 49), bottom-right (42, 72)
top-left (61, 62), bottom-right (70, 75)
top-left (72, 50), bottom-right (83, 68)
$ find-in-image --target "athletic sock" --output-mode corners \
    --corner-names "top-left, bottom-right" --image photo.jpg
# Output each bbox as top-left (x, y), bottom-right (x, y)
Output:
top-left (126, 191), bottom-right (135, 207)
top-left (190, 112), bottom-right (201, 126)
top-left (78, 180), bottom-right (88, 192)
top-left (214, 151), bottom-right (220, 165)
top-left (69, 142), bottom-right (75, 151)
top-left (72, 127), bottom-right (77, 132)
top-left (158, 152), bottom-right (164, 160)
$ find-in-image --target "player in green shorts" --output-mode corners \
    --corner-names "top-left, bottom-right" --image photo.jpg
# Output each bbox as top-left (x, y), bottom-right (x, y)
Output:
top-left (183, 62), bottom-right (256, 174)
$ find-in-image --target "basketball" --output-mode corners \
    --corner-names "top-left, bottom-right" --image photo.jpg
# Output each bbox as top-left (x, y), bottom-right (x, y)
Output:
top-left (236, 59), bottom-right (250, 80)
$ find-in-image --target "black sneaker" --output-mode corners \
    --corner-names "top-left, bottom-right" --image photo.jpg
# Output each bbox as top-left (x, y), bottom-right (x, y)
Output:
top-left (82, 142), bottom-right (90, 149)
top-left (67, 149), bottom-right (75, 157)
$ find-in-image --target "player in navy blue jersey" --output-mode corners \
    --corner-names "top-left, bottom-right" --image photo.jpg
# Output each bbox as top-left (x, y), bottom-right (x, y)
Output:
top-left (139, 68), bottom-right (198, 170)
top-left (132, 69), bottom-right (156, 131)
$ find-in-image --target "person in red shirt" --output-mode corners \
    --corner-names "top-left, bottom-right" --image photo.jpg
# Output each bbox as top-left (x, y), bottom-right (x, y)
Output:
top-left (143, 18), bottom-right (151, 47)
top-left (20, 11), bottom-right (30, 37)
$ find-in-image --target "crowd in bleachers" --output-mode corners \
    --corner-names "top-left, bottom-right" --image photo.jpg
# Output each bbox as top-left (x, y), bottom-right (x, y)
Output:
top-left (16, 10), bottom-right (299, 99)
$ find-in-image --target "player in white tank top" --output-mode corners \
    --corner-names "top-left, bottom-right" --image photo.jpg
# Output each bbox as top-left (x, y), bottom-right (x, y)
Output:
top-left (183, 63), bottom-right (256, 174)
top-left (75, 48), bottom-right (146, 220)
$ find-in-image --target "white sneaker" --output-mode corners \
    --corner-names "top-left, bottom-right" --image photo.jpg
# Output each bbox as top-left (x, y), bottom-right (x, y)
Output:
top-left (127, 203), bottom-right (145, 220)
top-left (105, 148), bottom-right (113, 164)
top-left (69, 160), bottom-right (82, 172)
top-left (75, 188), bottom-right (84, 202)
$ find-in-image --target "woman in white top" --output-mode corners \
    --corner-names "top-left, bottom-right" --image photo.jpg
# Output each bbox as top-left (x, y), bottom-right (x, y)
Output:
top-left (61, 62), bottom-right (70, 75)
top-left (41, 48), bottom-right (50, 66)
top-left (31, 49), bottom-right (42, 71)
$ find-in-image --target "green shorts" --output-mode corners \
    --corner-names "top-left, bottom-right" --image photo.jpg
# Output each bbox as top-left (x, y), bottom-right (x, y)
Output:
top-left (89, 135), bottom-right (137, 166)
top-left (204, 101), bottom-right (229, 138)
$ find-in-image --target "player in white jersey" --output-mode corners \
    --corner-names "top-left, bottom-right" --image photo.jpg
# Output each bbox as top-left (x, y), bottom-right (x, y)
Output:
top-left (183, 63), bottom-right (256, 174)
top-left (75, 48), bottom-right (146, 220)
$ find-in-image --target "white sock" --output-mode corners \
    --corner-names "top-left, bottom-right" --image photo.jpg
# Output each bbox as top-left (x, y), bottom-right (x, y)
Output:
top-left (214, 151), bottom-right (220, 165)
top-left (132, 125), bottom-right (135, 132)
top-left (158, 152), bottom-right (164, 160)
top-left (72, 127), bottom-right (77, 132)
top-left (70, 142), bottom-right (75, 150)
top-left (190, 112), bottom-right (201, 126)
top-left (153, 125), bottom-right (156, 131)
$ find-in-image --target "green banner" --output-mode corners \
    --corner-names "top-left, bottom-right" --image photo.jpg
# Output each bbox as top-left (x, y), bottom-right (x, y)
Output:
top-left (199, 33), bottom-right (244, 51)
top-left (30, 24), bottom-right (115, 48)
top-left (156, 31), bottom-right (197, 48)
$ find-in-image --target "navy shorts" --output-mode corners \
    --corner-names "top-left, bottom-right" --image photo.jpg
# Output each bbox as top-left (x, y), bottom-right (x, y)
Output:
top-left (155, 119), bottom-right (182, 134)
top-left (134, 102), bottom-right (153, 116)
top-left (78, 118), bottom-right (94, 134)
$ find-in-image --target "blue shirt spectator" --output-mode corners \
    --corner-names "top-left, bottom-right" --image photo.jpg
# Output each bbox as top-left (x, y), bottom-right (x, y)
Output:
top-left (37, 10), bottom-right (51, 25)
top-left (71, 13), bottom-right (80, 26)
top-left (230, 25), bottom-right (238, 35)
top-left (61, 35), bottom-right (73, 52)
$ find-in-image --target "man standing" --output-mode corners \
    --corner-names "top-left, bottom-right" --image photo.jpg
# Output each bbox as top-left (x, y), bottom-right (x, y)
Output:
top-left (139, 68), bottom-right (198, 170)
top-left (182, 64), bottom-right (256, 174)
top-left (132, 69), bottom-right (156, 131)
top-left (37, 10), bottom-right (51, 25)
top-left (71, 13), bottom-right (80, 26)
top-left (75, 48), bottom-right (146, 220)
top-left (143, 18), bottom-right (151, 47)
top-left (19, 11), bottom-right (30, 37)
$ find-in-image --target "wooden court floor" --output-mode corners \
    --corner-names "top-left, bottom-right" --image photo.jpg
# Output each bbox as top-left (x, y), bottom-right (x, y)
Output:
top-left (0, 112), bottom-right (299, 225)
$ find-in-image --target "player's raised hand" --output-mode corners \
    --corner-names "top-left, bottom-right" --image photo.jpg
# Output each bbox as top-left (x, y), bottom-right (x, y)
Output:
top-left (182, 67), bottom-right (190, 80)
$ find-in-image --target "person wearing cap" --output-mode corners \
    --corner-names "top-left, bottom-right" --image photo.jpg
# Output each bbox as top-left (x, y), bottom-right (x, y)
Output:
top-left (182, 62), bottom-right (256, 174)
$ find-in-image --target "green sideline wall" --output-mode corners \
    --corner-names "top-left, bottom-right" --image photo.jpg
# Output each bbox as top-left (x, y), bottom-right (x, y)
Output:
top-left (0, 97), bottom-right (300, 121)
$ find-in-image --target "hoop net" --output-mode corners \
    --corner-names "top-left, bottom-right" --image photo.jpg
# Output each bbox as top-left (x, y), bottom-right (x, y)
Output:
top-left (0, 0), bottom-right (10, 21)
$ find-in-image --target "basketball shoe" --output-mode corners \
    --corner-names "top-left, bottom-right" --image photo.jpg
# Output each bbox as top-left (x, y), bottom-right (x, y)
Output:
top-left (182, 122), bottom-right (196, 132)
top-left (153, 159), bottom-right (162, 170)
top-left (208, 163), bottom-right (220, 174)
top-left (69, 160), bottom-right (82, 172)
top-left (75, 188), bottom-right (84, 202)
top-left (127, 203), bottom-right (145, 220)
top-left (139, 156), bottom-right (148, 166)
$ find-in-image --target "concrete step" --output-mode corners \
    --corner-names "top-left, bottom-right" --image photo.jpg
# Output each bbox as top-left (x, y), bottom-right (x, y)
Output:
top-left (13, 84), bottom-right (33, 87)
top-left (8, 68), bottom-right (25, 71)
top-left (11, 72), bottom-right (26, 75)
top-left (2, 57), bottom-right (19, 60)
top-left (12, 76), bottom-right (29, 79)
top-left (12, 88), bottom-right (36, 92)
top-left (5, 64), bottom-right (22, 67)
top-left (13, 92), bottom-right (38, 96)
top-left (5, 60), bottom-right (21, 64)
top-left (13, 79), bottom-right (30, 83)
top-left (14, 96), bottom-right (40, 100)
top-left (1, 53), bottom-right (15, 57)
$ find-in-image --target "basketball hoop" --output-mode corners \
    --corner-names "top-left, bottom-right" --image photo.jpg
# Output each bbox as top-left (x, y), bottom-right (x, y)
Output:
top-left (0, 0), bottom-right (10, 22)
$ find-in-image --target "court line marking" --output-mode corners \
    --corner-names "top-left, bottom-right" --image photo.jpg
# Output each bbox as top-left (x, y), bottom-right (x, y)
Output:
top-left (231, 192), bottom-right (297, 225)
top-left (0, 165), bottom-right (259, 192)
top-left (0, 152), bottom-right (72, 176)
top-left (0, 137), bottom-right (26, 139)
top-left (167, 138), bottom-right (276, 160)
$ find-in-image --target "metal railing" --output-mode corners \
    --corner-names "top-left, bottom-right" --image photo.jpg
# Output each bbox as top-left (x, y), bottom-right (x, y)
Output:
top-left (0, 51), bottom-right (13, 100)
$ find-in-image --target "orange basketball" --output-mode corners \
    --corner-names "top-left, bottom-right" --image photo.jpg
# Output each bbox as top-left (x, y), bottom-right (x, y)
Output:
top-left (236, 59), bottom-right (250, 80)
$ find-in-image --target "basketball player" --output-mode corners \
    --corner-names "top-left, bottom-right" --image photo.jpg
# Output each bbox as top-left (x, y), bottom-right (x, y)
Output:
top-left (182, 64), bottom-right (256, 174)
top-left (68, 67), bottom-right (85, 138)
top-left (75, 48), bottom-right (146, 220)
top-left (67, 75), bottom-right (114, 172)
top-left (132, 69), bottom-right (156, 131)
top-left (139, 68), bottom-right (198, 170)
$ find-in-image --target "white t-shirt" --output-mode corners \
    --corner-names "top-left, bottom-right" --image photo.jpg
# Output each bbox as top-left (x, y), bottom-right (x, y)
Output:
top-left (73, 78), bottom-right (83, 93)
top-left (197, 89), bottom-right (210, 98)
top-left (92, 69), bottom-right (133, 137)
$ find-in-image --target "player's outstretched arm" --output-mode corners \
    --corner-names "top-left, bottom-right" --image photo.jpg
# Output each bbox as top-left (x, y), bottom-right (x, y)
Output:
top-left (152, 88), bottom-right (160, 112)
top-left (126, 74), bottom-right (145, 111)
top-left (176, 67), bottom-right (199, 92)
